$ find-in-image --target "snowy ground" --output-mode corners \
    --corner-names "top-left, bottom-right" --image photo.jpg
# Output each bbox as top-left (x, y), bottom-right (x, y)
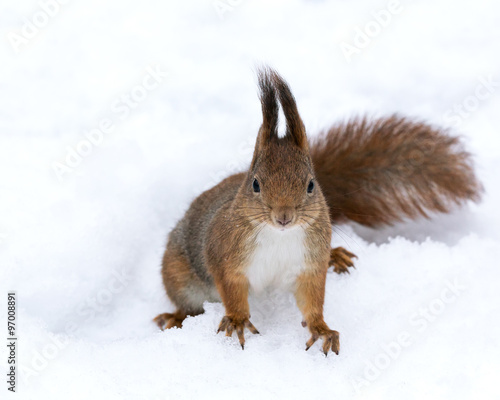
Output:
top-left (1, 0), bottom-right (500, 399)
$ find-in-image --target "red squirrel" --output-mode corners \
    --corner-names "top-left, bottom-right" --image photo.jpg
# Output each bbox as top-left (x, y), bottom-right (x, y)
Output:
top-left (154, 67), bottom-right (482, 355)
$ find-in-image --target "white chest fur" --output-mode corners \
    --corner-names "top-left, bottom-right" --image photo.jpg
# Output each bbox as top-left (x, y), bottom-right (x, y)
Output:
top-left (245, 225), bottom-right (307, 293)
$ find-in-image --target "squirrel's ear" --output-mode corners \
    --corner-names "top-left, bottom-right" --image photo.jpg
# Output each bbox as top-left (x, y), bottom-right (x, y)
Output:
top-left (270, 70), bottom-right (308, 151)
top-left (256, 67), bottom-right (279, 149)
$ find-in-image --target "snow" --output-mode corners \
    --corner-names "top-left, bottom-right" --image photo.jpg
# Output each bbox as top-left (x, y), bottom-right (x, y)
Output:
top-left (1, 0), bottom-right (499, 399)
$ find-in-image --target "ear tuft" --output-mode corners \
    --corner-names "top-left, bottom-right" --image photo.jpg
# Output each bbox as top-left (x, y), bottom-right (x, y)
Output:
top-left (257, 67), bottom-right (279, 143)
top-left (269, 69), bottom-right (308, 150)
top-left (255, 66), bottom-right (308, 151)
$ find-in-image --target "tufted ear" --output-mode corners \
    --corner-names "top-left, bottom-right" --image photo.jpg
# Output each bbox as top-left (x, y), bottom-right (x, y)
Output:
top-left (251, 67), bottom-right (308, 169)
top-left (270, 69), bottom-right (308, 151)
top-left (256, 67), bottom-right (279, 149)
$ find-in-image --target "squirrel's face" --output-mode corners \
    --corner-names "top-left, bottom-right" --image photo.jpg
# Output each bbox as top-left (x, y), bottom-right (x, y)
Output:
top-left (244, 140), bottom-right (322, 231)
top-left (242, 67), bottom-right (326, 231)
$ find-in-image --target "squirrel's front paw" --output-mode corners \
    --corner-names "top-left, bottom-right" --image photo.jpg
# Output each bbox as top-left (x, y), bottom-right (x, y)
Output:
top-left (217, 316), bottom-right (260, 349)
top-left (329, 247), bottom-right (357, 274)
top-left (306, 327), bottom-right (340, 356)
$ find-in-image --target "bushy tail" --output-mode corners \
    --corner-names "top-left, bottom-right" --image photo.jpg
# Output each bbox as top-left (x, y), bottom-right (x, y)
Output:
top-left (309, 115), bottom-right (483, 227)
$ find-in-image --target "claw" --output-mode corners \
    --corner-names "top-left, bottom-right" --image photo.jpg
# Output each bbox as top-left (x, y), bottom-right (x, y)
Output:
top-left (217, 316), bottom-right (230, 333)
top-left (305, 330), bottom-right (339, 355)
top-left (330, 331), bottom-right (340, 355)
top-left (322, 336), bottom-right (332, 356)
top-left (217, 316), bottom-right (259, 349)
top-left (236, 325), bottom-right (245, 348)
top-left (306, 334), bottom-right (319, 351)
top-left (244, 320), bottom-right (260, 335)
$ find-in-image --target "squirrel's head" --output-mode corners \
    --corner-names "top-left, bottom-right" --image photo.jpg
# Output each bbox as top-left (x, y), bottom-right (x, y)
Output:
top-left (241, 67), bottom-right (325, 231)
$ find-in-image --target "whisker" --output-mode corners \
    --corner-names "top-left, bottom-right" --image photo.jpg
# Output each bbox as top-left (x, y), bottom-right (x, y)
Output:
top-left (331, 226), bottom-right (354, 250)
top-left (242, 213), bottom-right (268, 218)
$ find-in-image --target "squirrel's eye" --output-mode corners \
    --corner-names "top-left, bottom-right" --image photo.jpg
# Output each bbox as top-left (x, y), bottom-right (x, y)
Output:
top-left (307, 180), bottom-right (314, 193)
top-left (253, 179), bottom-right (260, 193)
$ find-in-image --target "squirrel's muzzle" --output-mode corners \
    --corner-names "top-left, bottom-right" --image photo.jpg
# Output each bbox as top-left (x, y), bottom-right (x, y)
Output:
top-left (272, 207), bottom-right (296, 229)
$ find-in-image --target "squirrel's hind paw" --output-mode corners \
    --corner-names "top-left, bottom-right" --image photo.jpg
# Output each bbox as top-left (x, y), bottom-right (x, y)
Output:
top-left (153, 311), bottom-right (187, 330)
top-left (329, 247), bottom-right (357, 274)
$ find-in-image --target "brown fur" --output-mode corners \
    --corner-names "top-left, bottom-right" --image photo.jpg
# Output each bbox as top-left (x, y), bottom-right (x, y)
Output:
top-left (154, 67), bottom-right (482, 355)
top-left (310, 116), bottom-right (483, 227)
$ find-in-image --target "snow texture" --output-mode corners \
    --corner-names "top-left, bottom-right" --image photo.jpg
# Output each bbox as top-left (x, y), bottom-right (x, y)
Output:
top-left (1, 0), bottom-right (499, 399)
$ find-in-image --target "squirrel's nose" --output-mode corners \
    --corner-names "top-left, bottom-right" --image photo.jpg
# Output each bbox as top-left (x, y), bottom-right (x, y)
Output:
top-left (273, 207), bottom-right (295, 227)
top-left (276, 215), bottom-right (292, 226)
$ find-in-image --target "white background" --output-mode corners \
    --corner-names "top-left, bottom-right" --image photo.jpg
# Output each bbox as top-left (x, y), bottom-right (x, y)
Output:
top-left (1, 0), bottom-right (499, 399)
